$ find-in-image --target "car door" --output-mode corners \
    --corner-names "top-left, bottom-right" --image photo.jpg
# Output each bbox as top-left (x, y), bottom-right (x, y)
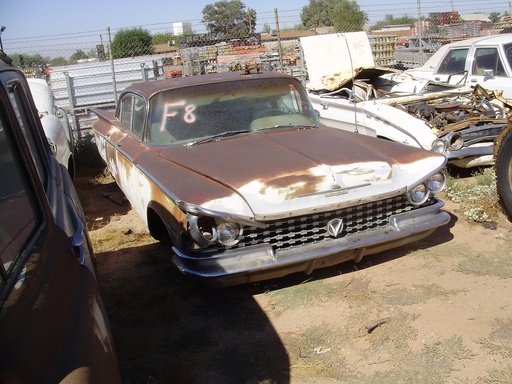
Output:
top-left (431, 47), bottom-right (470, 85)
top-left (467, 45), bottom-right (512, 99)
top-left (109, 94), bottom-right (150, 220)
top-left (0, 63), bottom-right (120, 383)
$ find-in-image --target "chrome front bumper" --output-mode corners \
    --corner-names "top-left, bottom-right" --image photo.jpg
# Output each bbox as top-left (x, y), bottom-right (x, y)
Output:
top-left (172, 199), bottom-right (450, 286)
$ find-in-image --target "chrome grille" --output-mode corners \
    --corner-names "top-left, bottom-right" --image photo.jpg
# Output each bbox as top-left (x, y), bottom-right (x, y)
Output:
top-left (232, 195), bottom-right (424, 252)
top-left (462, 123), bottom-right (506, 146)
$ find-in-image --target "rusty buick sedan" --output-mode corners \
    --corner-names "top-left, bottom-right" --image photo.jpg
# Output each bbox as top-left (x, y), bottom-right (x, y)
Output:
top-left (91, 71), bottom-right (450, 286)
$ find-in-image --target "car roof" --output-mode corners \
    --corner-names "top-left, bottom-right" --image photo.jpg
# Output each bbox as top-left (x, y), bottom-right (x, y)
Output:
top-left (438, 33), bottom-right (512, 49)
top-left (412, 33), bottom-right (512, 71)
top-left (124, 71), bottom-right (295, 99)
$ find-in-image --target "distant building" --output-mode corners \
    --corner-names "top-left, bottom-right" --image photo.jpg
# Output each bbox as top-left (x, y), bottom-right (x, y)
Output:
top-left (460, 13), bottom-right (491, 23)
top-left (370, 24), bottom-right (412, 38)
top-left (173, 22), bottom-right (192, 36)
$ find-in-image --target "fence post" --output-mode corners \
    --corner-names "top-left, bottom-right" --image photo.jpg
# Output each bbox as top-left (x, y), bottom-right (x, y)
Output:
top-left (107, 27), bottom-right (118, 102)
top-left (63, 71), bottom-right (80, 140)
top-left (140, 62), bottom-right (148, 81)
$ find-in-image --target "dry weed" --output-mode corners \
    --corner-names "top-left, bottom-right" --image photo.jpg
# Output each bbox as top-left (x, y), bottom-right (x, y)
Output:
top-left (478, 317), bottom-right (512, 359)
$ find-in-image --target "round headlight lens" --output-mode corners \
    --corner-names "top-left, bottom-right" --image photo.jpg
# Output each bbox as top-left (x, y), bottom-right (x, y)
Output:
top-left (407, 183), bottom-right (429, 205)
top-left (217, 222), bottom-right (242, 246)
top-left (448, 132), bottom-right (463, 151)
top-left (188, 214), bottom-right (217, 248)
top-left (427, 172), bottom-right (447, 193)
top-left (432, 138), bottom-right (447, 154)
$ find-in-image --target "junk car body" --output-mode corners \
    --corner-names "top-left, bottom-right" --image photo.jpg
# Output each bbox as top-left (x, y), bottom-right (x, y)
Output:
top-left (28, 77), bottom-right (75, 179)
top-left (407, 34), bottom-right (512, 99)
top-left (91, 71), bottom-right (449, 286)
top-left (0, 52), bottom-right (120, 382)
top-left (300, 33), bottom-right (510, 168)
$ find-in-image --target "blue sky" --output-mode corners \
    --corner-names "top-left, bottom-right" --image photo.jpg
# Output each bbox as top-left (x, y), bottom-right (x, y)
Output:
top-left (2, 0), bottom-right (304, 39)
top-left (2, 0), bottom-right (510, 42)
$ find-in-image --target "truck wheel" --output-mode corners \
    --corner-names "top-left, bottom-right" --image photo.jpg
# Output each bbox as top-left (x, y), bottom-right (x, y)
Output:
top-left (496, 128), bottom-right (512, 220)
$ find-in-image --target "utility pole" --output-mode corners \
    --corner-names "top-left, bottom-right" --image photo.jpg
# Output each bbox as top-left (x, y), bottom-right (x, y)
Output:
top-left (247, 7), bottom-right (252, 32)
top-left (417, 0), bottom-right (423, 57)
top-left (274, 8), bottom-right (284, 72)
top-left (312, 0), bottom-right (317, 34)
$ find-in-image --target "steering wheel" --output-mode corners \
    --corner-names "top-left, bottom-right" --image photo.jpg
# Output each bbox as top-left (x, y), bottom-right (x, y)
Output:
top-left (507, 46), bottom-right (512, 61)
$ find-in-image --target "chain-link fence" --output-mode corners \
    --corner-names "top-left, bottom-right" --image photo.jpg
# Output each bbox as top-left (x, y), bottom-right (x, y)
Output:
top-left (3, 4), bottom-right (511, 144)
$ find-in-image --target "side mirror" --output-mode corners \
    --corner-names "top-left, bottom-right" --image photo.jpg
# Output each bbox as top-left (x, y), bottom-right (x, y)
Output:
top-left (483, 69), bottom-right (494, 79)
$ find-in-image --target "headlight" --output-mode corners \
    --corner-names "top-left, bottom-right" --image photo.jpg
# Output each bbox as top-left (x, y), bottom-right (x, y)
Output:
top-left (406, 183), bottom-right (429, 205)
top-left (188, 215), bottom-right (217, 248)
top-left (216, 222), bottom-right (243, 246)
top-left (432, 138), bottom-right (447, 154)
top-left (427, 172), bottom-right (446, 193)
top-left (188, 214), bottom-right (243, 248)
top-left (447, 132), bottom-right (463, 151)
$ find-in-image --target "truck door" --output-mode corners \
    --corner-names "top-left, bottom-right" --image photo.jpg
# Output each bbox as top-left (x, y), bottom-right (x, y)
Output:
top-left (468, 46), bottom-right (512, 99)
top-left (433, 48), bottom-right (469, 85)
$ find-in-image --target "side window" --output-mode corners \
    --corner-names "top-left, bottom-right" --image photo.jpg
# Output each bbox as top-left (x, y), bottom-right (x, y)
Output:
top-left (119, 96), bottom-right (133, 128)
top-left (0, 108), bottom-right (40, 288)
top-left (8, 81), bottom-right (47, 185)
top-left (504, 43), bottom-right (512, 72)
top-left (119, 96), bottom-right (145, 139)
top-left (437, 48), bottom-right (469, 74)
top-left (132, 97), bottom-right (146, 138)
top-left (472, 47), bottom-right (507, 77)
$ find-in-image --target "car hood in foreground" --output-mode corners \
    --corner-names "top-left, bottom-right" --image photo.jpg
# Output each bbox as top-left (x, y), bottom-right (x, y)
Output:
top-left (150, 126), bottom-right (445, 220)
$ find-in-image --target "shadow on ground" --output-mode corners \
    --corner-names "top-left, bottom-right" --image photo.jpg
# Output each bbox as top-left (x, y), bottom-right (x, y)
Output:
top-left (97, 242), bottom-right (290, 384)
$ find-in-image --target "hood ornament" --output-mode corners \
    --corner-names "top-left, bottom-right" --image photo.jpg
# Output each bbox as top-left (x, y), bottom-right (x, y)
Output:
top-left (326, 218), bottom-right (344, 238)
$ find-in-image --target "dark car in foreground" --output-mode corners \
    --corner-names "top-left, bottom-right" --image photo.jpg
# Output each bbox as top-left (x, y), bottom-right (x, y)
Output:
top-left (0, 51), bottom-right (120, 382)
top-left (91, 71), bottom-right (450, 286)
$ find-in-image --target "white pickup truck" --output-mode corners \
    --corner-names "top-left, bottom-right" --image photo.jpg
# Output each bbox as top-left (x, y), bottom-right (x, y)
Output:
top-left (407, 34), bottom-right (512, 99)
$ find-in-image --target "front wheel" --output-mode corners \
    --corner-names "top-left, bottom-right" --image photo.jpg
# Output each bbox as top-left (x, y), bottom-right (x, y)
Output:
top-left (496, 128), bottom-right (512, 220)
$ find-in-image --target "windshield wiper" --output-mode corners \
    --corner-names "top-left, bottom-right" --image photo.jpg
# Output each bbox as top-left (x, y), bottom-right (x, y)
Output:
top-left (185, 129), bottom-right (252, 147)
top-left (255, 124), bottom-right (319, 131)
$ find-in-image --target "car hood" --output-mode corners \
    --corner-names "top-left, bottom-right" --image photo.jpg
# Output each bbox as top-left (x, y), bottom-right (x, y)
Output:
top-left (300, 33), bottom-right (431, 93)
top-left (300, 32), bottom-right (376, 91)
top-left (154, 127), bottom-right (445, 220)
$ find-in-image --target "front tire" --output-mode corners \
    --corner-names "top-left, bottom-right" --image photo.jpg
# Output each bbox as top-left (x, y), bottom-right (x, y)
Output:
top-left (496, 129), bottom-right (512, 220)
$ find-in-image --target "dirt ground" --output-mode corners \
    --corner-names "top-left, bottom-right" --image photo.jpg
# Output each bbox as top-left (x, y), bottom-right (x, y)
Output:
top-left (76, 151), bottom-right (512, 384)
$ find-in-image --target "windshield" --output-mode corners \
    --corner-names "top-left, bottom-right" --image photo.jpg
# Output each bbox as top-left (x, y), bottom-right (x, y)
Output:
top-left (146, 77), bottom-right (320, 146)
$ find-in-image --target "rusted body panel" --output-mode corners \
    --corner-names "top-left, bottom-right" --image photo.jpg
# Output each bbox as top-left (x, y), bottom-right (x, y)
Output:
top-left (92, 72), bottom-right (449, 285)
